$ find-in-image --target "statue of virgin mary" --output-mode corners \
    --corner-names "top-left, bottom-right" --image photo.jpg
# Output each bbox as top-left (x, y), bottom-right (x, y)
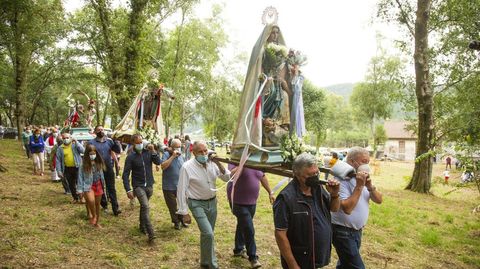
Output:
top-left (231, 23), bottom-right (289, 165)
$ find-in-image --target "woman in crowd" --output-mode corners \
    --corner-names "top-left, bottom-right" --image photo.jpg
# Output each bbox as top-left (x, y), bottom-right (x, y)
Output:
top-left (29, 128), bottom-right (45, 176)
top-left (183, 135), bottom-right (192, 160)
top-left (77, 144), bottom-right (106, 228)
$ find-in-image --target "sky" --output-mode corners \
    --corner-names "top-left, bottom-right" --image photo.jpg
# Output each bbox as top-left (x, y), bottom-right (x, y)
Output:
top-left (64, 0), bottom-right (398, 87)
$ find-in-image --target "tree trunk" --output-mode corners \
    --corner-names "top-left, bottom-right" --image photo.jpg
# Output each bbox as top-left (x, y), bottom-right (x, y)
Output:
top-left (91, 0), bottom-right (126, 117)
top-left (165, 8), bottom-right (186, 138)
top-left (102, 91), bottom-right (111, 126)
top-left (46, 104), bottom-right (51, 126)
top-left (124, 0), bottom-right (148, 111)
top-left (406, 0), bottom-right (433, 193)
top-left (95, 64), bottom-right (100, 126)
top-left (12, 9), bottom-right (27, 138)
top-left (180, 99), bottom-right (185, 135)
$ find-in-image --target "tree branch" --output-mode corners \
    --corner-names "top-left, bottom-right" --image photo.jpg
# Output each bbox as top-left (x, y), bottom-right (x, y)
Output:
top-left (394, 0), bottom-right (415, 37)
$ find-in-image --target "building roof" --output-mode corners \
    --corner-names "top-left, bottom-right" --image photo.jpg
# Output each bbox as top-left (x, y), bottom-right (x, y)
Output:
top-left (384, 121), bottom-right (416, 140)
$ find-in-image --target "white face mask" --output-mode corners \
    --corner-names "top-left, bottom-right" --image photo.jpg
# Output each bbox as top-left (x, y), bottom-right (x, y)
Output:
top-left (174, 147), bottom-right (181, 152)
top-left (89, 154), bottom-right (96, 161)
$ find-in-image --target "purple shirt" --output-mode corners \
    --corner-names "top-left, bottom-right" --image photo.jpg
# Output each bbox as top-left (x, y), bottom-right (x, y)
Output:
top-left (227, 164), bottom-right (264, 205)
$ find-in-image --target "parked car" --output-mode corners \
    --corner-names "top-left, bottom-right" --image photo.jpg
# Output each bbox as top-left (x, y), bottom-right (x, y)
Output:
top-left (3, 127), bottom-right (18, 139)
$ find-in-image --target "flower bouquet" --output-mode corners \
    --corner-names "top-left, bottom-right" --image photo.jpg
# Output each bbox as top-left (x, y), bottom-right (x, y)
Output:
top-left (263, 43), bottom-right (289, 75)
top-left (280, 134), bottom-right (305, 169)
top-left (287, 49), bottom-right (308, 67)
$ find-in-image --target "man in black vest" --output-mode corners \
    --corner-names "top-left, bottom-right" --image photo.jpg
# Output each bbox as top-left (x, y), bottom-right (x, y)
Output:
top-left (273, 153), bottom-right (340, 269)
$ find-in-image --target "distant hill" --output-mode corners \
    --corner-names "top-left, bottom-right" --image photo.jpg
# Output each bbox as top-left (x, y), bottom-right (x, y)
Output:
top-left (323, 83), bottom-right (355, 100)
top-left (323, 82), bottom-right (413, 120)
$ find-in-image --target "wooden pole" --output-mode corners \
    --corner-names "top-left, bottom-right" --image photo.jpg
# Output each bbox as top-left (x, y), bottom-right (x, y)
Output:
top-left (213, 156), bottom-right (331, 183)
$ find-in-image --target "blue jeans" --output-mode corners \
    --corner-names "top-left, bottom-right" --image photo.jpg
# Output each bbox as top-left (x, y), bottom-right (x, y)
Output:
top-left (188, 198), bottom-right (218, 269)
top-left (231, 203), bottom-right (257, 261)
top-left (332, 225), bottom-right (365, 269)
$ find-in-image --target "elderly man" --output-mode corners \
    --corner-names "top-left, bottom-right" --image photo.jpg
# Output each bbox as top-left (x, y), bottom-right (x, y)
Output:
top-left (331, 147), bottom-right (383, 269)
top-left (56, 133), bottom-right (85, 203)
top-left (273, 153), bottom-right (340, 269)
top-left (177, 141), bottom-right (230, 269)
top-left (160, 138), bottom-right (186, 230)
top-left (88, 125), bottom-right (122, 215)
top-left (123, 134), bottom-right (161, 243)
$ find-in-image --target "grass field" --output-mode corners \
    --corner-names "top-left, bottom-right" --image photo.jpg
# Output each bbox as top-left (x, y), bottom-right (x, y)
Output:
top-left (0, 139), bottom-right (479, 268)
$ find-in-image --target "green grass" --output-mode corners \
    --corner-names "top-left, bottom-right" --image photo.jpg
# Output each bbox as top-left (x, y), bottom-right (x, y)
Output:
top-left (0, 140), bottom-right (479, 268)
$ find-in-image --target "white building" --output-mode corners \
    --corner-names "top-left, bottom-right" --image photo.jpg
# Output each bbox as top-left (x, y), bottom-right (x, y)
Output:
top-left (384, 121), bottom-right (416, 161)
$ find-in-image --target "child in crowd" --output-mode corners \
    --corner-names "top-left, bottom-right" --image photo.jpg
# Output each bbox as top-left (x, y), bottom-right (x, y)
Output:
top-left (443, 170), bottom-right (450, 184)
top-left (77, 144), bottom-right (106, 227)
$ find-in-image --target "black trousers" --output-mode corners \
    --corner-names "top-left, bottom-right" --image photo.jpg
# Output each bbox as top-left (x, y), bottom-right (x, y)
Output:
top-left (64, 167), bottom-right (79, 201)
top-left (163, 190), bottom-right (180, 224)
top-left (100, 165), bottom-right (119, 213)
top-left (24, 143), bottom-right (31, 158)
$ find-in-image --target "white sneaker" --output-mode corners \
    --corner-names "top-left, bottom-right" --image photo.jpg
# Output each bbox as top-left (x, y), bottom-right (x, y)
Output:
top-left (250, 259), bottom-right (261, 269)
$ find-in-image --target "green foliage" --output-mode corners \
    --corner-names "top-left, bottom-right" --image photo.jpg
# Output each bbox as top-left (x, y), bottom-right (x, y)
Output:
top-left (200, 77), bottom-right (240, 142)
top-left (0, 0), bottom-right (68, 131)
top-left (415, 150), bottom-right (436, 163)
top-left (377, 0), bottom-right (480, 151)
top-left (157, 6), bottom-right (229, 136)
top-left (373, 124), bottom-right (387, 149)
top-left (302, 80), bottom-right (327, 148)
top-left (350, 52), bottom-right (404, 138)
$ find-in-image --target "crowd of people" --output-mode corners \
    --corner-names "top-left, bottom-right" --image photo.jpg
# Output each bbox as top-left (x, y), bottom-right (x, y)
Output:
top-left (19, 125), bottom-right (383, 269)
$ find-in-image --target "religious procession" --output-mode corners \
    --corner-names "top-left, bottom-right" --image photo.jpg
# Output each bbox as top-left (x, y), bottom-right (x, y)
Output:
top-left (1, 2), bottom-right (479, 269)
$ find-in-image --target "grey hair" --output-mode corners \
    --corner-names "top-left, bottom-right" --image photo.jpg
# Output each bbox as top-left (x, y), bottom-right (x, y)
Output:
top-left (347, 147), bottom-right (369, 162)
top-left (292, 153), bottom-right (318, 175)
top-left (192, 140), bottom-right (206, 151)
top-left (171, 138), bottom-right (181, 147)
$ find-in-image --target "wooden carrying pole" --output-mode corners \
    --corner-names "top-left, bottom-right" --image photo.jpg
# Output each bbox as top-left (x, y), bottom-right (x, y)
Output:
top-left (213, 156), bottom-right (331, 183)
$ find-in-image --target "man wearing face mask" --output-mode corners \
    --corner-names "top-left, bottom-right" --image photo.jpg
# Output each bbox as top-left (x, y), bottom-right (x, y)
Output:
top-left (56, 133), bottom-right (85, 203)
top-left (88, 125), bottom-right (122, 215)
top-left (331, 147), bottom-right (383, 269)
top-left (160, 138), bottom-right (186, 230)
top-left (50, 136), bottom-right (70, 193)
top-left (177, 141), bottom-right (230, 269)
top-left (122, 134), bottom-right (161, 243)
top-left (273, 153), bottom-right (340, 269)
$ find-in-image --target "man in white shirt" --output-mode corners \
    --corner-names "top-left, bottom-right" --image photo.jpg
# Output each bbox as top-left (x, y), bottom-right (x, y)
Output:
top-left (177, 141), bottom-right (230, 269)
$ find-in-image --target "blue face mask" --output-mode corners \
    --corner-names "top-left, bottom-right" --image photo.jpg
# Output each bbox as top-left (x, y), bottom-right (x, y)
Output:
top-left (135, 143), bottom-right (144, 152)
top-left (196, 155), bottom-right (208, 164)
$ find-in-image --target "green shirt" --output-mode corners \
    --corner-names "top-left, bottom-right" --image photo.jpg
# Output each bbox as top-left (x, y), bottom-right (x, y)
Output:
top-left (22, 132), bottom-right (31, 145)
